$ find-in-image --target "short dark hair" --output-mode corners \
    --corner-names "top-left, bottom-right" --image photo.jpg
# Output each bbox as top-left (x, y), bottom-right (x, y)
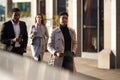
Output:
top-left (59, 12), bottom-right (68, 17)
top-left (12, 8), bottom-right (20, 12)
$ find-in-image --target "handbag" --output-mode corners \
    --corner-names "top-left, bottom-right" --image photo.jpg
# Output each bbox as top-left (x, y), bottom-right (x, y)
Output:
top-left (48, 55), bottom-right (56, 66)
top-left (48, 55), bottom-right (63, 67)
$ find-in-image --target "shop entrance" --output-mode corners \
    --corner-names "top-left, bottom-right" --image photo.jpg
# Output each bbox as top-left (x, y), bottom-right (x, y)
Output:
top-left (82, 0), bottom-right (104, 53)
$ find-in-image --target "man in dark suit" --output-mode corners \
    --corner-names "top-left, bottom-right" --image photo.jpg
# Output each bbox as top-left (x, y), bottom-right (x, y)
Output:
top-left (0, 8), bottom-right (28, 55)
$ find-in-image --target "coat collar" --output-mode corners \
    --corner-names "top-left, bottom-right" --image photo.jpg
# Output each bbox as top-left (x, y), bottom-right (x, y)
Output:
top-left (55, 27), bottom-right (61, 33)
top-left (55, 26), bottom-right (71, 33)
top-left (34, 23), bottom-right (44, 28)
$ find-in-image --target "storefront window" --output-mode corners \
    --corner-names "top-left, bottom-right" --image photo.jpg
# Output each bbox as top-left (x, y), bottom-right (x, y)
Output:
top-left (13, 2), bottom-right (31, 17)
top-left (0, 0), bottom-right (6, 21)
top-left (82, 0), bottom-right (104, 52)
top-left (40, 0), bottom-right (46, 14)
top-left (57, 0), bottom-right (66, 14)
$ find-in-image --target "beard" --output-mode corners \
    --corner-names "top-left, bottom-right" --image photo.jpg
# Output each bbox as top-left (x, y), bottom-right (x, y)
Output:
top-left (12, 19), bottom-right (19, 24)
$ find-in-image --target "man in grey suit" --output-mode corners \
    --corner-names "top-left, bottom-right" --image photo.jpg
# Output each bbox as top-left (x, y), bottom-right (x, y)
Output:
top-left (0, 8), bottom-right (28, 55)
top-left (47, 12), bottom-right (77, 72)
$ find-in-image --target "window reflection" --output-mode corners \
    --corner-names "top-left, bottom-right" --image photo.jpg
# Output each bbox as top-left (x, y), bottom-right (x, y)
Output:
top-left (83, 0), bottom-right (98, 52)
top-left (83, 0), bottom-right (104, 52)
top-left (0, 0), bottom-right (6, 21)
top-left (13, 2), bottom-right (31, 17)
top-left (57, 0), bottom-right (66, 14)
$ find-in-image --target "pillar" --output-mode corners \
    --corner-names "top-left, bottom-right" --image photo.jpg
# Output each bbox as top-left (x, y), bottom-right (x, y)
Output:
top-left (116, 0), bottom-right (120, 68)
top-left (67, 0), bottom-right (81, 56)
top-left (46, 0), bottom-right (54, 35)
top-left (100, 0), bottom-right (120, 69)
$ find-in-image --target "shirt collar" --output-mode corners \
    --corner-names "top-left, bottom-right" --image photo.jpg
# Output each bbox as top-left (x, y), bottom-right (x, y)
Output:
top-left (11, 20), bottom-right (19, 25)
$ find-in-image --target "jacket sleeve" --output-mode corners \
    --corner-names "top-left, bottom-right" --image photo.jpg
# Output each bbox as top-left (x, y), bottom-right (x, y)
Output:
top-left (21, 22), bottom-right (28, 50)
top-left (44, 26), bottom-right (49, 39)
top-left (28, 25), bottom-right (35, 39)
top-left (0, 23), bottom-right (13, 45)
top-left (71, 29), bottom-right (77, 53)
top-left (47, 30), bottom-right (57, 55)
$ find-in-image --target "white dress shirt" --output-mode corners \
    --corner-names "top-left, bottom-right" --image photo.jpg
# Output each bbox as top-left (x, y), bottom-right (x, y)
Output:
top-left (11, 20), bottom-right (20, 47)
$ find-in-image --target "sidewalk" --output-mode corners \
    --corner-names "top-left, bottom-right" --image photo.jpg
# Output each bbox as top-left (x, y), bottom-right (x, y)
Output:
top-left (24, 46), bottom-right (120, 80)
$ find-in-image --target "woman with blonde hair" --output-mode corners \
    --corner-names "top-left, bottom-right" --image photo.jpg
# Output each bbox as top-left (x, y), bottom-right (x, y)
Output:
top-left (29, 13), bottom-right (49, 61)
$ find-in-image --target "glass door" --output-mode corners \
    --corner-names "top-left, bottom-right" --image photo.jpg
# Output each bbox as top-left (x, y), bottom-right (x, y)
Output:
top-left (82, 0), bottom-right (104, 52)
top-left (40, 0), bottom-right (46, 14)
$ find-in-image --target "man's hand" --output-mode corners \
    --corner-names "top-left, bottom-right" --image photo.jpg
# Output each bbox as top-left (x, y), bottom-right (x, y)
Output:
top-left (54, 52), bottom-right (64, 57)
top-left (12, 37), bottom-right (22, 42)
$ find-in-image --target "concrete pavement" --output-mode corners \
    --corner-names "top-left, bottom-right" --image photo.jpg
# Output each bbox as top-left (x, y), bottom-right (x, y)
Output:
top-left (0, 42), bottom-right (120, 80)
top-left (24, 46), bottom-right (120, 80)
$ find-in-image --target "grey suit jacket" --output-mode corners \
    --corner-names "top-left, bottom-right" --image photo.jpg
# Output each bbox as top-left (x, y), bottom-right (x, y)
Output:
top-left (47, 27), bottom-right (77, 55)
top-left (47, 26), bottom-right (77, 66)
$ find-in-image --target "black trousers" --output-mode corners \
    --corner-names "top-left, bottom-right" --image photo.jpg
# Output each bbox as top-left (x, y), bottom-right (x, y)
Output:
top-left (62, 51), bottom-right (74, 72)
top-left (11, 47), bottom-right (24, 55)
top-left (38, 55), bottom-right (41, 61)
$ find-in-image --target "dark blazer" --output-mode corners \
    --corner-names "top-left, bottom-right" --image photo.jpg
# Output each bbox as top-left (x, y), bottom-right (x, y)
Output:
top-left (0, 20), bottom-right (28, 53)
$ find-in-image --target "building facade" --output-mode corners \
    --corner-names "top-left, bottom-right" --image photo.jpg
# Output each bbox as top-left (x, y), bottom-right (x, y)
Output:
top-left (47, 0), bottom-right (120, 69)
top-left (67, 0), bottom-right (120, 68)
top-left (6, 0), bottom-right (120, 68)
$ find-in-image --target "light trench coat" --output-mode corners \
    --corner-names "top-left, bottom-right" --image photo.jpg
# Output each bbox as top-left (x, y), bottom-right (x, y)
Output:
top-left (29, 24), bottom-right (49, 61)
top-left (47, 26), bottom-right (77, 67)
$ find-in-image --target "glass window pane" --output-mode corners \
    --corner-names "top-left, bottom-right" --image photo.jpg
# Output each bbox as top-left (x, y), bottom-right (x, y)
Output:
top-left (82, 0), bottom-right (104, 52)
top-left (0, 0), bottom-right (6, 21)
top-left (83, 0), bottom-right (98, 52)
top-left (13, 2), bottom-right (31, 17)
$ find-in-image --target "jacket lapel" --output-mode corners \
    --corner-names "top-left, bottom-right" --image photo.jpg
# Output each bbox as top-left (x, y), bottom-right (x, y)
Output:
top-left (9, 21), bottom-right (16, 37)
top-left (56, 27), bottom-right (64, 42)
top-left (19, 21), bottom-right (22, 35)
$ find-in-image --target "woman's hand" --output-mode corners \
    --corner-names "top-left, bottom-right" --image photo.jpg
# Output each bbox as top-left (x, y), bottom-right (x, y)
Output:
top-left (32, 29), bottom-right (37, 35)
